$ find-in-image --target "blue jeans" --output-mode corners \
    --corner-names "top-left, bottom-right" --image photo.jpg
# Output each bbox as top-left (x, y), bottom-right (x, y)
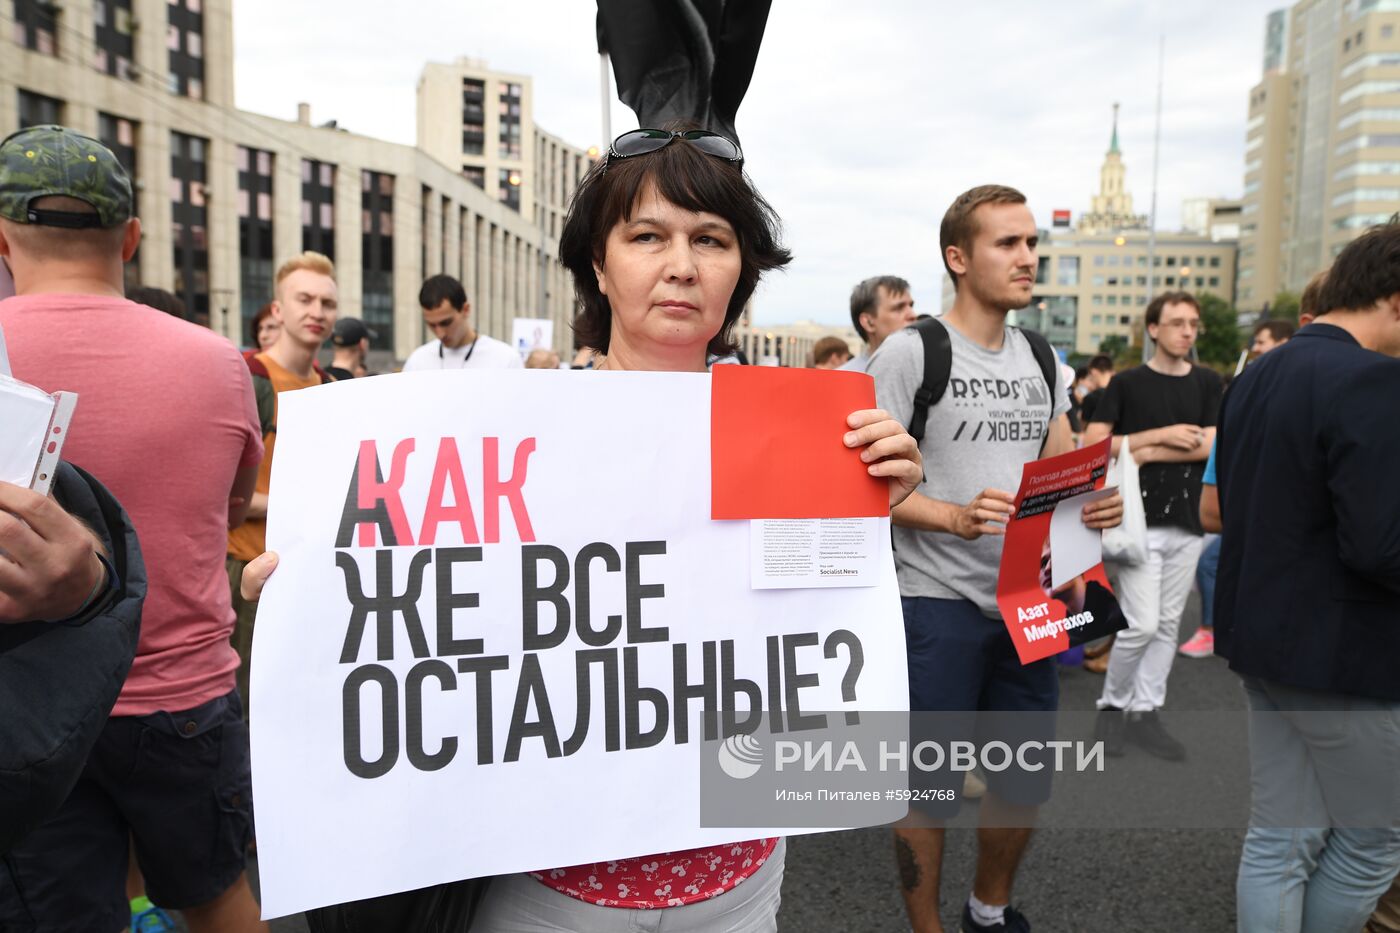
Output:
top-left (1237, 676), bottom-right (1400, 933)
top-left (1196, 534), bottom-right (1220, 631)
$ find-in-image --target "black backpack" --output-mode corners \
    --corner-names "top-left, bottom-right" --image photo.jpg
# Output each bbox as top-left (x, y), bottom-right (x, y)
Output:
top-left (905, 317), bottom-right (1059, 445)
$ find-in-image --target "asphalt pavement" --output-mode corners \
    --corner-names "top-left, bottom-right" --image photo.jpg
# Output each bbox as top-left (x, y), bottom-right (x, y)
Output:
top-left (245, 591), bottom-right (1245, 933)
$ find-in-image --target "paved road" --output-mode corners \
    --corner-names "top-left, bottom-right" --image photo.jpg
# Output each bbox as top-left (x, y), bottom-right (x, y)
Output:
top-left (777, 591), bottom-right (1247, 933)
top-left (243, 592), bottom-right (1244, 933)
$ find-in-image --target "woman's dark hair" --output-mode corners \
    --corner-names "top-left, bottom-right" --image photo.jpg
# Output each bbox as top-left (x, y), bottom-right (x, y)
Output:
top-left (127, 286), bottom-right (186, 320)
top-left (249, 301), bottom-right (275, 345)
top-left (559, 132), bottom-right (791, 357)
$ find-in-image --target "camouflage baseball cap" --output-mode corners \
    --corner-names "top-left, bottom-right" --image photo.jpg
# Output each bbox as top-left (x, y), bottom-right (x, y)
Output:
top-left (0, 125), bottom-right (133, 228)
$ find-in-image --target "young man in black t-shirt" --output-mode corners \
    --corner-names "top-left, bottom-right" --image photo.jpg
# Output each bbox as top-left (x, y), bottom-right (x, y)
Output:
top-left (1083, 291), bottom-right (1223, 759)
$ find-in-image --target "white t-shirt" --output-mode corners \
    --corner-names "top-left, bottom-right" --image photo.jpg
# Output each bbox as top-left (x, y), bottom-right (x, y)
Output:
top-left (401, 333), bottom-right (524, 372)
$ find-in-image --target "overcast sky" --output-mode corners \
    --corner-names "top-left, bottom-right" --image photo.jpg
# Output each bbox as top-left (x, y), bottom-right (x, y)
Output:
top-left (232, 1), bottom-right (1284, 327)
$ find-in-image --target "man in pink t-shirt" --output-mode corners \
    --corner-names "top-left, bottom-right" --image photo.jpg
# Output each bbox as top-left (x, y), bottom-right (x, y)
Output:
top-left (0, 126), bottom-right (267, 932)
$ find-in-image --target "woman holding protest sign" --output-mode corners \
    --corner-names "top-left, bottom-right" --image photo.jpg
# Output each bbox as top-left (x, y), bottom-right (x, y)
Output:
top-left (241, 126), bottom-right (922, 931)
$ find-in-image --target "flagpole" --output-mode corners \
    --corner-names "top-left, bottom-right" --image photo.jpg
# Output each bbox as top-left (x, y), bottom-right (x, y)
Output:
top-left (1143, 34), bottom-right (1164, 363)
top-left (600, 52), bottom-right (612, 146)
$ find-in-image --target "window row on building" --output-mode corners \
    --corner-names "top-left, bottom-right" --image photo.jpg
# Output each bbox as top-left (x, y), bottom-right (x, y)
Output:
top-left (10, 92), bottom-right (571, 359)
top-left (12, 0), bottom-right (206, 99)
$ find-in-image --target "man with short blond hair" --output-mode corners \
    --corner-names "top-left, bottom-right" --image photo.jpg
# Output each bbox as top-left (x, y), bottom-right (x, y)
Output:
top-left (226, 251), bottom-right (337, 706)
top-left (0, 125), bottom-right (267, 931)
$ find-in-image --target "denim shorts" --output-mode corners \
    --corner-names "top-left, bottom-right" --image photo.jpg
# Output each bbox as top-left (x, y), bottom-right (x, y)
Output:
top-left (902, 597), bottom-right (1059, 816)
top-left (0, 690), bottom-right (253, 931)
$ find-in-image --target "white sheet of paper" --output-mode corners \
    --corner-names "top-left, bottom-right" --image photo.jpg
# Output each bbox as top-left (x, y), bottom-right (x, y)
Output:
top-left (0, 375), bottom-right (55, 487)
top-left (1048, 486), bottom-right (1119, 589)
top-left (750, 517), bottom-right (885, 589)
top-left (0, 320), bottom-right (11, 377)
top-left (252, 370), bottom-right (908, 918)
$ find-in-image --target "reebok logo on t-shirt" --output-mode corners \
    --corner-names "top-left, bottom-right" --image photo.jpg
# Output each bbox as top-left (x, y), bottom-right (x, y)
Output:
top-left (948, 375), bottom-right (1050, 406)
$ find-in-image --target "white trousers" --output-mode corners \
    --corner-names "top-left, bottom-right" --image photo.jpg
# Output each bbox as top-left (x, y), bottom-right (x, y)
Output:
top-left (1099, 526), bottom-right (1204, 712)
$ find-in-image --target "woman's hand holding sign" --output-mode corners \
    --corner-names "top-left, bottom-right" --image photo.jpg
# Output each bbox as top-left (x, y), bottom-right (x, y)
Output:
top-left (842, 408), bottom-right (922, 509)
top-left (241, 550), bottom-right (278, 602)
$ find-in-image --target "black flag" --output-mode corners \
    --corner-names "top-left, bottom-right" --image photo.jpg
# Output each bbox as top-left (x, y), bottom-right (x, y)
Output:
top-left (596, 0), bottom-right (772, 146)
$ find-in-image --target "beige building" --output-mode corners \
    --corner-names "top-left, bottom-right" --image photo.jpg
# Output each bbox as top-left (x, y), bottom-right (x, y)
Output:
top-left (733, 318), bottom-right (861, 367)
top-left (416, 57), bottom-right (595, 233)
top-left (1237, 0), bottom-right (1400, 314)
top-left (3, 0), bottom-right (579, 363)
top-left (1181, 197), bottom-right (1244, 241)
top-left (940, 110), bottom-right (1238, 357)
top-left (1005, 231), bottom-right (1238, 357)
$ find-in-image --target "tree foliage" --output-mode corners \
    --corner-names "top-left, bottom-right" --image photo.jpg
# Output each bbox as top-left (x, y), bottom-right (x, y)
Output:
top-left (1268, 290), bottom-right (1301, 324)
top-left (1196, 292), bottom-right (1243, 368)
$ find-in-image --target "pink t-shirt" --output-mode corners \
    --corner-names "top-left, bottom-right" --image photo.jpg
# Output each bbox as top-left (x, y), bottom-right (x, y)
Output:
top-left (0, 294), bottom-right (262, 716)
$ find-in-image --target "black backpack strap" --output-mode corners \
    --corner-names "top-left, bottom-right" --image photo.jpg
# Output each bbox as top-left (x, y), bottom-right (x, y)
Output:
top-left (1013, 326), bottom-right (1059, 449)
top-left (908, 317), bottom-right (952, 444)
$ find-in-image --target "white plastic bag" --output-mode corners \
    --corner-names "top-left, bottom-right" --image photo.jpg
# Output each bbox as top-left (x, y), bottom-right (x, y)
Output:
top-left (1101, 434), bottom-right (1148, 567)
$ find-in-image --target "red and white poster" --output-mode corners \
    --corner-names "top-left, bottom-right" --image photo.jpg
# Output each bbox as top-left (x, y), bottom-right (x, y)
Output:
top-left (250, 368), bottom-right (908, 917)
top-left (995, 438), bottom-right (1126, 665)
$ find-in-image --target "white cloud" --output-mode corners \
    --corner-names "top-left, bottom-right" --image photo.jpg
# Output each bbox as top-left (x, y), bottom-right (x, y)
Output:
top-left (233, 0), bottom-right (1282, 326)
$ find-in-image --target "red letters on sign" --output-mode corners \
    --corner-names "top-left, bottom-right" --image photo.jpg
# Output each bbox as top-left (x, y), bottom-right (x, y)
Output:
top-left (357, 439), bottom-right (417, 547)
top-left (346, 437), bottom-right (537, 547)
top-left (419, 439), bottom-right (480, 546)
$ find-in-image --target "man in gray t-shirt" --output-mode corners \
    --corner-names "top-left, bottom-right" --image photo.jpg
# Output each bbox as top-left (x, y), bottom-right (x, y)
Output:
top-left (873, 323), bottom-right (1067, 616)
top-left (869, 185), bottom-right (1123, 933)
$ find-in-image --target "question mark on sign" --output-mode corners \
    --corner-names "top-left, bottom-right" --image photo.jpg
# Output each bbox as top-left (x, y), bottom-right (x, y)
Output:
top-left (823, 629), bottom-right (864, 725)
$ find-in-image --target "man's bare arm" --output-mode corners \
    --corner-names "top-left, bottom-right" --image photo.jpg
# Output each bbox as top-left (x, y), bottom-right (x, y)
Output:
top-left (1136, 428), bottom-right (1216, 465)
top-left (228, 464), bottom-right (258, 529)
top-left (1200, 483), bottom-right (1221, 533)
top-left (891, 489), bottom-right (1016, 539)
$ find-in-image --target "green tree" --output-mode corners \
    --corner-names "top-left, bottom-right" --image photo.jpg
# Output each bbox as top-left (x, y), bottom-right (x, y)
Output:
top-left (1268, 290), bottom-right (1301, 324)
top-left (1098, 335), bottom-right (1127, 359)
top-left (1196, 292), bottom-right (1243, 368)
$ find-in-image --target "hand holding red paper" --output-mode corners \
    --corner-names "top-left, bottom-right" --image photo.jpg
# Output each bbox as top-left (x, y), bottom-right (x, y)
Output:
top-left (842, 408), bottom-right (922, 509)
top-left (711, 365), bottom-right (918, 518)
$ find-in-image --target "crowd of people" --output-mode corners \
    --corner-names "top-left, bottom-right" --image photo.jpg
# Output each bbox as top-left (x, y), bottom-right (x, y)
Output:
top-left (1, 119), bottom-right (1397, 933)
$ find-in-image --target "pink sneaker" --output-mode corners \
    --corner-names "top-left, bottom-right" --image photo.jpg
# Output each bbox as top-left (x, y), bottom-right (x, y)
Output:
top-left (1178, 628), bottom-right (1215, 658)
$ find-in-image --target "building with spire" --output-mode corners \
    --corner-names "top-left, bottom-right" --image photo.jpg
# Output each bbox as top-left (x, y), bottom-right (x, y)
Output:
top-left (939, 104), bottom-right (1239, 358)
top-left (1079, 103), bottom-right (1148, 234)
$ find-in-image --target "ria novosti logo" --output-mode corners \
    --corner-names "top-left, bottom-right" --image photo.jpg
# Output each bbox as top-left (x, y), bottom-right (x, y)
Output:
top-left (717, 733), bottom-right (765, 780)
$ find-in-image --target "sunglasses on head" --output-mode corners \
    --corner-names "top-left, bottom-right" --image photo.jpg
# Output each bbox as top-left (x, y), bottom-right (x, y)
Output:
top-left (607, 129), bottom-right (744, 167)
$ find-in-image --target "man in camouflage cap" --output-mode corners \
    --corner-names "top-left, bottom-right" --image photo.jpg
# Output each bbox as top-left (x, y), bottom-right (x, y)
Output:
top-left (0, 125), bottom-right (141, 294)
top-left (0, 123), bottom-right (135, 228)
top-left (0, 125), bottom-right (268, 931)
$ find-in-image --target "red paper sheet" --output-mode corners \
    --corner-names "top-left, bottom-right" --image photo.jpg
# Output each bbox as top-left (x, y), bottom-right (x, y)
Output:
top-left (710, 365), bottom-right (888, 520)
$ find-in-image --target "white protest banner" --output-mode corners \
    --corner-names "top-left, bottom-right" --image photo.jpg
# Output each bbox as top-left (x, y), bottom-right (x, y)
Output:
top-left (511, 317), bottom-right (554, 359)
top-left (251, 370), bottom-right (908, 917)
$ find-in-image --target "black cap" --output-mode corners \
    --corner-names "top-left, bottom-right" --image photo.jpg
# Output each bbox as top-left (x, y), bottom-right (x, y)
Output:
top-left (332, 317), bottom-right (378, 347)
